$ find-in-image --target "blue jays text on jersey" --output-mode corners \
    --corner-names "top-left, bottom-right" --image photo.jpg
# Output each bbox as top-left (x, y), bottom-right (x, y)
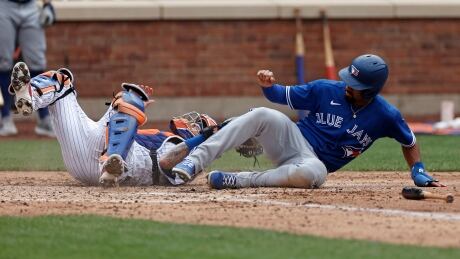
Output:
top-left (262, 79), bottom-right (415, 172)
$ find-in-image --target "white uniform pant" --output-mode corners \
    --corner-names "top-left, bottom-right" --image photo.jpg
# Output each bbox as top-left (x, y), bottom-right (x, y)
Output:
top-left (32, 86), bottom-right (153, 186)
top-left (188, 107), bottom-right (328, 189)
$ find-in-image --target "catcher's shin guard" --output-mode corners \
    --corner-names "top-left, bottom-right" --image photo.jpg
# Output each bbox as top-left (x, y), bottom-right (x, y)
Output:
top-left (99, 86), bottom-right (148, 186)
top-left (106, 89), bottom-right (147, 159)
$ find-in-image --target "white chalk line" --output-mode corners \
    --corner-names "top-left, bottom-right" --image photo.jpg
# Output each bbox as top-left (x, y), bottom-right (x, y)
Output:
top-left (8, 190), bottom-right (460, 222)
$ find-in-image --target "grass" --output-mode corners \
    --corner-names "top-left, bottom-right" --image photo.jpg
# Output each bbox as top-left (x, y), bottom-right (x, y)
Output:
top-left (0, 215), bottom-right (459, 259)
top-left (0, 139), bottom-right (64, 171)
top-left (0, 135), bottom-right (458, 172)
top-left (342, 135), bottom-right (460, 171)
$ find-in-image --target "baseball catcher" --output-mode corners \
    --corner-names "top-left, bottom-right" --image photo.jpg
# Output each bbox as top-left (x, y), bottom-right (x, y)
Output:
top-left (7, 61), bottom-right (222, 187)
top-left (169, 54), bottom-right (446, 189)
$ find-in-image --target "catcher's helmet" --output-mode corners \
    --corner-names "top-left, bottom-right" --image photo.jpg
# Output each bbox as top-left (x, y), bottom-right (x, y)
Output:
top-left (338, 54), bottom-right (388, 99)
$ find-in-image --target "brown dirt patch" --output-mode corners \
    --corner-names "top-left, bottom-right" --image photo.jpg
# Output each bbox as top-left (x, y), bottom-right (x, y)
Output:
top-left (1, 171), bottom-right (459, 248)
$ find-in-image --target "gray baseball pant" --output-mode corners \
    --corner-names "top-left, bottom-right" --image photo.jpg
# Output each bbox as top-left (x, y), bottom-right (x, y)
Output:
top-left (188, 107), bottom-right (328, 189)
top-left (0, 0), bottom-right (46, 71)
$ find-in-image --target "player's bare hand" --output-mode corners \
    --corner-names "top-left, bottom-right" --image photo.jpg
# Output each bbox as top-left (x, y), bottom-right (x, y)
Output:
top-left (257, 70), bottom-right (276, 88)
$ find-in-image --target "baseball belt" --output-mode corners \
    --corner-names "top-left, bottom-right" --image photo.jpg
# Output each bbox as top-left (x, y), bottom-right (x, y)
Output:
top-left (149, 149), bottom-right (160, 185)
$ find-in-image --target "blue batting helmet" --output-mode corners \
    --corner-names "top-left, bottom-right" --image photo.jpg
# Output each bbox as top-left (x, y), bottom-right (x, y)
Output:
top-left (338, 54), bottom-right (389, 99)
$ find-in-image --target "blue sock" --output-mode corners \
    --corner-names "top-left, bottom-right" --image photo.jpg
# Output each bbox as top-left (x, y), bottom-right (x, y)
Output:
top-left (0, 71), bottom-right (12, 118)
top-left (30, 70), bottom-right (50, 119)
top-left (184, 134), bottom-right (206, 150)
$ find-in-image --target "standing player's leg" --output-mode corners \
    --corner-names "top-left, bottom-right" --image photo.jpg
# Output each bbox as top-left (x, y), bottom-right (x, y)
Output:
top-left (18, 0), bottom-right (54, 137)
top-left (0, 1), bottom-right (17, 136)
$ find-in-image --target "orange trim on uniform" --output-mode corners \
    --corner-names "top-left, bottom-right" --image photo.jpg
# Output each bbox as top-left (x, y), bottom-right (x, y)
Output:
top-left (137, 129), bottom-right (176, 137)
top-left (137, 129), bottom-right (160, 135)
top-left (110, 92), bottom-right (123, 106)
top-left (172, 119), bottom-right (189, 129)
top-left (163, 131), bottom-right (175, 137)
top-left (105, 126), bottom-right (109, 145)
top-left (99, 154), bottom-right (109, 162)
top-left (40, 71), bottom-right (70, 88)
top-left (114, 99), bottom-right (147, 126)
top-left (40, 86), bottom-right (56, 94)
top-left (55, 73), bottom-right (71, 85)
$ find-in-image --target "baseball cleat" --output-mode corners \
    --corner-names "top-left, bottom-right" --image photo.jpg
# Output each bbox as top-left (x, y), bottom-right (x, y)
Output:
top-left (207, 171), bottom-right (239, 189)
top-left (172, 158), bottom-right (196, 181)
top-left (9, 62), bottom-right (33, 116)
top-left (99, 154), bottom-right (126, 187)
top-left (0, 116), bottom-right (18, 136)
top-left (35, 116), bottom-right (56, 138)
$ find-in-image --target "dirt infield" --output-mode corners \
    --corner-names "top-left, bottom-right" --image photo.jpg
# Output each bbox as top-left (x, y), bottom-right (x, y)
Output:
top-left (1, 171), bottom-right (459, 248)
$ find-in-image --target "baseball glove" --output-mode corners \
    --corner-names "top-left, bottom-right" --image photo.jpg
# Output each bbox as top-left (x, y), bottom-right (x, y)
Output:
top-left (235, 137), bottom-right (264, 167)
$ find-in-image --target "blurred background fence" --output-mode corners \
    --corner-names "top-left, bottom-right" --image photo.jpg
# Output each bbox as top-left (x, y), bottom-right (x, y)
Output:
top-left (31, 0), bottom-right (460, 123)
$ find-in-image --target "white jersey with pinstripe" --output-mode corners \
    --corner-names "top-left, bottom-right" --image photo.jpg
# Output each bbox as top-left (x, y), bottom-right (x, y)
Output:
top-left (31, 84), bottom-right (154, 186)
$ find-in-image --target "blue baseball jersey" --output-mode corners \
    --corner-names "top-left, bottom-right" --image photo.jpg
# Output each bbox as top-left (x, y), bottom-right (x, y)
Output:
top-left (263, 79), bottom-right (415, 172)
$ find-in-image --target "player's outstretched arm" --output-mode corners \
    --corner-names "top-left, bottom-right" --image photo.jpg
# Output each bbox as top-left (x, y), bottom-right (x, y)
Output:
top-left (402, 144), bottom-right (445, 187)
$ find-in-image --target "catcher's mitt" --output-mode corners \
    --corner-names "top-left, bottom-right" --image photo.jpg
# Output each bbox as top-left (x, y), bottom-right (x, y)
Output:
top-left (235, 137), bottom-right (264, 167)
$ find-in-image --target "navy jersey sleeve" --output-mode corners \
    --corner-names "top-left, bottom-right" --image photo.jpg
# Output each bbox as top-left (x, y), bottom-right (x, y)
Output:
top-left (262, 82), bottom-right (317, 110)
top-left (386, 110), bottom-right (416, 147)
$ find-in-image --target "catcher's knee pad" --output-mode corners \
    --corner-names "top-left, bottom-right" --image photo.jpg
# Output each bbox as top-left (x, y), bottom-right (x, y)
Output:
top-left (105, 89), bottom-right (147, 160)
top-left (26, 68), bottom-right (74, 104)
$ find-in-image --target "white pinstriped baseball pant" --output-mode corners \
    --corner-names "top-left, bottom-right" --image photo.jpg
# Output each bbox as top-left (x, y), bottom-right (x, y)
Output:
top-left (32, 84), bottom-right (154, 186)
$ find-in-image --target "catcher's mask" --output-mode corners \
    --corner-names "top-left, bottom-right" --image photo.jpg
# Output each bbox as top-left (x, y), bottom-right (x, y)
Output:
top-left (169, 111), bottom-right (217, 139)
